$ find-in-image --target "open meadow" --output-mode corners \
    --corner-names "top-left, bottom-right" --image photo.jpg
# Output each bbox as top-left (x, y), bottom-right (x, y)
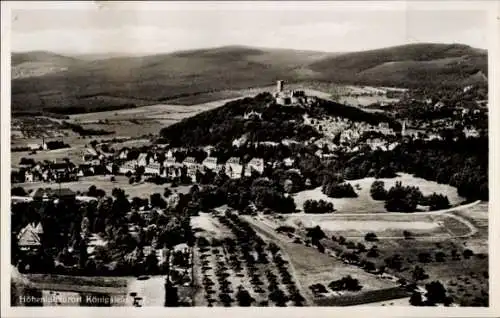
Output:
top-left (292, 173), bottom-right (465, 214)
top-left (12, 175), bottom-right (191, 199)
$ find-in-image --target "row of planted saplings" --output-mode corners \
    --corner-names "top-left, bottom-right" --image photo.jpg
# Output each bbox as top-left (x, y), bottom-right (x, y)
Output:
top-left (218, 213), bottom-right (270, 300)
top-left (218, 213), bottom-right (306, 306)
top-left (197, 218), bottom-right (262, 306)
top-left (198, 242), bottom-right (234, 306)
top-left (269, 246), bottom-right (306, 306)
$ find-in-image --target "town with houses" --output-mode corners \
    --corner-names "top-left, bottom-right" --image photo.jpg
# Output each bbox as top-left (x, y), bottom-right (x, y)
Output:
top-left (10, 71), bottom-right (490, 309)
top-left (7, 7), bottom-right (491, 310)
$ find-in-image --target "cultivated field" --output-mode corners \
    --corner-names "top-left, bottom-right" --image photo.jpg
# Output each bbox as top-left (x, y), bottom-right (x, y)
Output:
top-left (245, 203), bottom-right (488, 306)
top-left (11, 95), bottom-right (250, 169)
top-left (242, 216), bottom-right (400, 306)
top-left (68, 97), bottom-right (255, 138)
top-left (292, 173), bottom-right (465, 214)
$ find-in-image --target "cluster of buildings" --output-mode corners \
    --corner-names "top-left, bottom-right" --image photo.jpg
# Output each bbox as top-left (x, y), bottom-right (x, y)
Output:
top-left (19, 160), bottom-right (78, 183)
top-left (116, 147), bottom-right (266, 182)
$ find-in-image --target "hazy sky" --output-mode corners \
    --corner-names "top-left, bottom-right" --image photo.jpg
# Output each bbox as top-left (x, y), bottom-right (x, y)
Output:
top-left (10, 2), bottom-right (490, 55)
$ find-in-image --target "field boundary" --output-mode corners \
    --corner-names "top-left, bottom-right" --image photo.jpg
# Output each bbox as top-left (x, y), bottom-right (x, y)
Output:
top-left (314, 286), bottom-right (411, 307)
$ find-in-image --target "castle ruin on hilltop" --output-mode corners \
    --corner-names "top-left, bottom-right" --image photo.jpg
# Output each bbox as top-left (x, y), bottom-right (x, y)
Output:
top-left (274, 80), bottom-right (316, 106)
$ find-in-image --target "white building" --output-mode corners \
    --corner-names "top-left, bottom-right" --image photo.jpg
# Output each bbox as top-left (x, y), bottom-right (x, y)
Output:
top-left (183, 157), bottom-right (199, 182)
top-left (245, 158), bottom-right (264, 176)
top-left (202, 157), bottom-right (218, 171)
top-left (166, 150), bottom-right (174, 159)
top-left (163, 157), bottom-right (177, 168)
top-left (136, 153), bottom-right (149, 167)
top-left (24, 171), bottom-right (34, 182)
top-left (225, 157), bottom-right (243, 179)
top-left (27, 144), bottom-right (41, 151)
top-left (283, 157), bottom-right (295, 167)
top-left (203, 145), bottom-right (215, 157)
top-left (145, 162), bottom-right (161, 175)
top-left (120, 161), bottom-right (136, 174)
top-left (463, 127), bottom-right (480, 138)
top-left (232, 135), bottom-right (248, 148)
top-left (118, 148), bottom-right (129, 160)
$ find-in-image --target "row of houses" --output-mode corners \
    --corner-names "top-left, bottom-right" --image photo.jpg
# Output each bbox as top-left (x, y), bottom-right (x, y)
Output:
top-left (19, 159), bottom-right (113, 183)
top-left (121, 153), bottom-right (267, 181)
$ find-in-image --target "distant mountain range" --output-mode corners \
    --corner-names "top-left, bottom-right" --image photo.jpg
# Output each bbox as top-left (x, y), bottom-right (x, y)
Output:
top-left (11, 43), bottom-right (487, 113)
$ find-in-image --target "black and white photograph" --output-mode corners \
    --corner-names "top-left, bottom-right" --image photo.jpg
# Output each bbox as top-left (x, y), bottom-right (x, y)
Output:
top-left (1, 1), bottom-right (498, 315)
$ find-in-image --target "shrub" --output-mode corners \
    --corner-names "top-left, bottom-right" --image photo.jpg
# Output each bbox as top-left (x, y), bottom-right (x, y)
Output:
top-left (403, 230), bottom-right (413, 240)
top-left (338, 236), bottom-right (346, 245)
top-left (363, 260), bottom-right (376, 272)
top-left (384, 181), bottom-right (423, 212)
top-left (11, 186), bottom-right (27, 196)
top-left (328, 275), bottom-right (362, 291)
top-left (385, 254), bottom-right (403, 271)
top-left (303, 199), bottom-right (334, 214)
top-left (365, 232), bottom-right (378, 242)
top-left (306, 226), bottom-right (326, 244)
top-left (309, 283), bottom-right (328, 294)
top-left (463, 249), bottom-right (474, 259)
top-left (276, 225), bottom-right (295, 233)
top-left (19, 157), bottom-right (36, 166)
top-left (410, 291), bottom-right (423, 306)
top-left (418, 252), bottom-right (432, 263)
top-left (322, 182), bottom-right (358, 198)
top-left (357, 243), bottom-right (366, 252)
top-left (412, 266), bottom-right (429, 281)
top-left (370, 180), bottom-right (387, 200)
top-left (425, 281), bottom-right (452, 306)
top-left (435, 251), bottom-right (446, 262)
top-left (367, 246), bottom-right (379, 258)
top-left (426, 193), bottom-right (451, 211)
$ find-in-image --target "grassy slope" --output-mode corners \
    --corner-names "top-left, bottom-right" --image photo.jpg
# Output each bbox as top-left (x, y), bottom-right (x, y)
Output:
top-left (11, 43), bottom-right (487, 113)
